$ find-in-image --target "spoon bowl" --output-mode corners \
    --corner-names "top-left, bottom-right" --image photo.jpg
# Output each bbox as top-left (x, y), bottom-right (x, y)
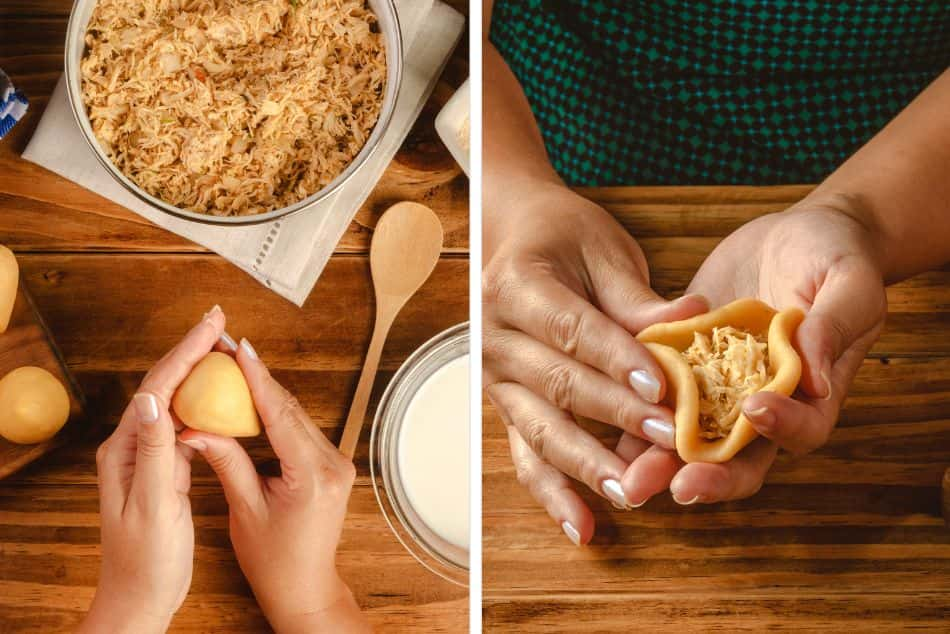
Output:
top-left (339, 202), bottom-right (444, 459)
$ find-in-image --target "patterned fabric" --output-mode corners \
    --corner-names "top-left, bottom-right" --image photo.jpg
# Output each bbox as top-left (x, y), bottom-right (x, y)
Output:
top-left (0, 69), bottom-right (28, 139)
top-left (490, 1), bottom-right (950, 186)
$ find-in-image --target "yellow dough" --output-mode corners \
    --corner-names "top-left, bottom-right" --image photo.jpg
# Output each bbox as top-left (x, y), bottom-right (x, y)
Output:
top-left (0, 245), bottom-right (18, 333)
top-left (637, 298), bottom-right (804, 464)
top-left (0, 367), bottom-right (71, 445)
top-left (172, 352), bottom-right (261, 437)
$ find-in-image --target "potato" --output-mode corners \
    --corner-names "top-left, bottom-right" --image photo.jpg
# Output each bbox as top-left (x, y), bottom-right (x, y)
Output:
top-left (172, 352), bottom-right (261, 437)
top-left (0, 366), bottom-right (71, 445)
top-left (0, 244), bottom-right (18, 333)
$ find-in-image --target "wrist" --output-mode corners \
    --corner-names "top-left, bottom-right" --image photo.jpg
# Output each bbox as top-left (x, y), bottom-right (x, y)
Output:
top-left (795, 188), bottom-right (890, 277)
top-left (263, 574), bottom-right (369, 634)
top-left (78, 592), bottom-right (172, 634)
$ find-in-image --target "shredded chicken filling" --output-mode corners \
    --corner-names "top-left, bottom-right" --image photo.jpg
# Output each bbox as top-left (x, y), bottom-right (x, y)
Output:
top-left (682, 326), bottom-right (772, 440)
top-left (81, 0), bottom-right (386, 216)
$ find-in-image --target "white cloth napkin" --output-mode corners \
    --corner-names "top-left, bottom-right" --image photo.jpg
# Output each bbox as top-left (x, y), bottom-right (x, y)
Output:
top-left (23, 0), bottom-right (464, 306)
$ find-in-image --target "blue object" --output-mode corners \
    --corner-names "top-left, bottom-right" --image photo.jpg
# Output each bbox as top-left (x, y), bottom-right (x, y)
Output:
top-left (0, 69), bottom-right (29, 139)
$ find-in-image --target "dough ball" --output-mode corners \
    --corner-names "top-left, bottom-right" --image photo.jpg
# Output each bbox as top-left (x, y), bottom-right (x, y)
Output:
top-left (0, 366), bottom-right (71, 445)
top-left (172, 352), bottom-right (261, 437)
top-left (0, 244), bottom-right (18, 334)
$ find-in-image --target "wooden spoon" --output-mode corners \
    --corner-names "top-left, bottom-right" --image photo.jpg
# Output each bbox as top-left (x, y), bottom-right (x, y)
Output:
top-left (339, 202), bottom-right (444, 459)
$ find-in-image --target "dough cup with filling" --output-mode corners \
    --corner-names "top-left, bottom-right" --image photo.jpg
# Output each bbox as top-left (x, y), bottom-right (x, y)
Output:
top-left (636, 298), bottom-right (804, 464)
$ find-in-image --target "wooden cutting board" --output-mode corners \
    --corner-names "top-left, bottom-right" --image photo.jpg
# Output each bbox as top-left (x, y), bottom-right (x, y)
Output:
top-left (0, 278), bottom-right (85, 478)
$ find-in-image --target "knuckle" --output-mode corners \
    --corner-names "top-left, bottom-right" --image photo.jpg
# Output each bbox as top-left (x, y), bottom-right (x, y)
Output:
top-left (546, 309), bottom-right (583, 357)
top-left (277, 393), bottom-right (304, 423)
top-left (315, 461), bottom-right (352, 499)
top-left (206, 449), bottom-right (238, 475)
top-left (482, 326), bottom-right (509, 365)
top-left (539, 363), bottom-right (577, 411)
top-left (573, 452), bottom-right (600, 490)
top-left (619, 284), bottom-right (657, 309)
top-left (513, 454), bottom-right (535, 489)
top-left (612, 397), bottom-right (639, 432)
top-left (520, 415), bottom-right (550, 460)
top-left (482, 262), bottom-right (523, 307)
top-left (137, 434), bottom-right (166, 459)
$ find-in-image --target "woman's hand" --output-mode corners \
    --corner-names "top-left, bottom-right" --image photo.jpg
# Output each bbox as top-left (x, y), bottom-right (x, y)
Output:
top-left (621, 194), bottom-right (887, 506)
top-left (179, 340), bottom-right (368, 634)
top-left (484, 181), bottom-right (708, 544)
top-left (78, 307), bottom-right (229, 634)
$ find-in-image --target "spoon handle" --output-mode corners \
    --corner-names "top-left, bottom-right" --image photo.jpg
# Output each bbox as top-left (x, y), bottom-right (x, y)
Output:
top-left (339, 304), bottom-right (398, 459)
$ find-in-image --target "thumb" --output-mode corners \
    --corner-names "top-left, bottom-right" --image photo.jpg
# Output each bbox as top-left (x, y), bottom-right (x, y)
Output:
top-left (599, 281), bottom-right (709, 334)
top-left (180, 432), bottom-right (264, 515)
top-left (795, 259), bottom-right (885, 399)
top-left (129, 392), bottom-right (179, 511)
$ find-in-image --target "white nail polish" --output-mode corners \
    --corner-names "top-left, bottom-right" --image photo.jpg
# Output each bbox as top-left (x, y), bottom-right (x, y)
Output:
top-left (601, 479), bottom-right (628, 508)
top-left (561, 521), bottom-right (581, 546)
top-left (220, 332), bottom-right (238, 352)
top-left (240, 338), bottom-right (259, 360)
top-left (133, 393), bottom-right (160, 424)
top-left (629, 370), bottom-right (661, 404)
top-left (642, 417), bottom-right (675, 449)
top-left (673, 494), bottom-right (700, 506)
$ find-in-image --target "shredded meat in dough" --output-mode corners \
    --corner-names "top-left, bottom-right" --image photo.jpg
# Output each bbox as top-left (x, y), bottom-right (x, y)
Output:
top-left (80, 0), bottom-right (386, 216)
top-left (682, 326), bottom-right (772, 440)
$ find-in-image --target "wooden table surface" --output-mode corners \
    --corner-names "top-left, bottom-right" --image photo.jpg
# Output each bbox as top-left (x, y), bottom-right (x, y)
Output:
top-left (483, 186), bottom-right (950, 632)
top-left (0, 1), bottom-right (469, 631)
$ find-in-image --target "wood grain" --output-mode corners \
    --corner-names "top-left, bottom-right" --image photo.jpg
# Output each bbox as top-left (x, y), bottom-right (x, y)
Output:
top-left (0, 280), bottom-right (85, 478)
top-left (0, 0), bottom-right (470, 631)
top-left (484, 186), bottom-right (950, 632)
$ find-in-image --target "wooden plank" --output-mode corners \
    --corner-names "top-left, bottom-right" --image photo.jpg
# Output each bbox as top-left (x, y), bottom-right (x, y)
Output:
top-left (15, 254), bottom-right (469, 371)
top-left (0, 481), bottom-right (467, 632)
top-left (483, 594), bottom-right (950, 632)
top-left (0, 279), bottom-right (85, 478)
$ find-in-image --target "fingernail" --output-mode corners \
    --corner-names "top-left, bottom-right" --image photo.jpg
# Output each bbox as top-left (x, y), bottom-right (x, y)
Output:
top-left (133, 393), bottom-right (160, 424)
top-left (642, 417), bottom-right (675, 449)
top-left (677, 293), bottom-right (707, 308)
top-left (601, 478), bottom-right (628, 508)
top-left (240, 338), bottom-right (259, 360)
top-left (629, 370), bottom-right (661, 404)
top-left (744, 405), bottom-right (775, 431)
top-left (820, 364), bottom-right (833, 401)
top-left (628, 497), bottom-right (648, 508)
top-left (561, 521), bottom-right (581, 546)
top-left (220, 331), bottom-right (238, 352)
top-left (181, 438), bottom-right (207, 452)
top-left (203, 305), bottom-right (222, 321)
top-left (673, 493), bottom-right (700, 505)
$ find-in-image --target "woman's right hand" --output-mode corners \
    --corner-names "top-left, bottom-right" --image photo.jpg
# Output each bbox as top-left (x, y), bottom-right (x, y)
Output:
top-left (483, 181), bottom-right (708, 545)
top-left (179, 340), bottom-right (369, 634)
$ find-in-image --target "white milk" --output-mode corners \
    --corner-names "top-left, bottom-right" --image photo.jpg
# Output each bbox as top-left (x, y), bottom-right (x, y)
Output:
top-left (397, 354), bottom-right (470, 551)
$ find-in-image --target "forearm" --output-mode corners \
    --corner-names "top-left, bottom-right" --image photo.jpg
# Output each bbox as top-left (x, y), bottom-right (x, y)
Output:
top-left (483, 41), bottom-right (565, 244)
top-left (812, 68), bottom-right (950, 282)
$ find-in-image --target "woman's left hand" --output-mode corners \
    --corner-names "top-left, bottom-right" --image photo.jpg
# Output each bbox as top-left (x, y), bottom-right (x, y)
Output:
top-left (619, 194), bottom-right (888, 506)
top-left (78, 306), bottom-right (230, 634)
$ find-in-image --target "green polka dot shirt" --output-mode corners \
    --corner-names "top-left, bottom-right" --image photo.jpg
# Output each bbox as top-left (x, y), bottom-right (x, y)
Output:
top-left (490, 1), bottom-right (950, 185)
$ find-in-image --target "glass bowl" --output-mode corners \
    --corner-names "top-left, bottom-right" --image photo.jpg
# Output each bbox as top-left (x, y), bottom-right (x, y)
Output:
top-left (370, 323), bottom-right (469, 587)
